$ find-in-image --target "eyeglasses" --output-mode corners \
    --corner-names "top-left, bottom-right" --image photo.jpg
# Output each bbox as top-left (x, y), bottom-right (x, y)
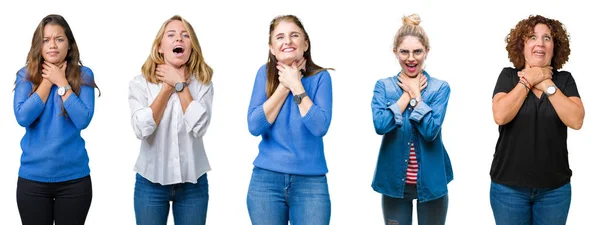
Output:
top-left (397, 49), bottom-right (425, 58)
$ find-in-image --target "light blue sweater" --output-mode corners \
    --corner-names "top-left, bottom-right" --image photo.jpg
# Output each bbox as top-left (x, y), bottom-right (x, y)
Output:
top-left (247, 65), bottom-right (333, 175)
top-left (13, 66), bottom-right (96, 182)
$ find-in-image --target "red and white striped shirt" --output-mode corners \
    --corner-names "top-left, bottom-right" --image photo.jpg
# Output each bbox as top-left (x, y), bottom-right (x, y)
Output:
top-left (406, 143), bottom-right (418, 184)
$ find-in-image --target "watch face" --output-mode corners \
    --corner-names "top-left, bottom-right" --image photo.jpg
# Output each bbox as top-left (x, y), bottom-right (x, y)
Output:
top-left (293, 95), bottom-right (301, 104)
top-left (57, 87), bottom-right (65, 96)
top-left (175, 83), bottom-right (183, 92)
top-left (410, 98), bottom-right (416, 107)
top-left (547, 86), bottom-right (557, 95)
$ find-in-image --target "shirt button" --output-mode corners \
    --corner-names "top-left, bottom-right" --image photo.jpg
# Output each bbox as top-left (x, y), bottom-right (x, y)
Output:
top-left (405, 159), bottom-right (408, 162)
top-left (408, 142), bottom-right (410, 145)
top-left (387, 102), bottom-right (391, 106)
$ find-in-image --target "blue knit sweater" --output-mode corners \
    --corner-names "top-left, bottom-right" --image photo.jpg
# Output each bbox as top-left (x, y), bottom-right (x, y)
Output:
top-left (13, 66), bottom-right (96, 182)
top-left (247, 65), bottom-right (333, 175)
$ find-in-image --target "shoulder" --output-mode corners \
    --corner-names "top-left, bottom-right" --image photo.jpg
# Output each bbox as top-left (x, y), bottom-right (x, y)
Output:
top-left (130, 74), bottom-right (149, 85)
top-left (79, 66), bottom-right (93, 76)
top-left (313, 69), bottom-right (332, 81)
top-left (375, 75), bottom-right (396, 86)
top-left (191, 77), bottom-right (213, 89)
top-left (553, 70), bottom-right (572, 79)
top-left (500, 67), bottom-right (517, 77)
top-left (428, 76), bottom-right (448, 88)
top-left (257, 64), bottom-right (267, 74)
top-left (79, 66), bottom-right (96, 84)
top-left (16, 66), bottom-right (28, 79)
top-left (422, 71), bottom-right (449, 90)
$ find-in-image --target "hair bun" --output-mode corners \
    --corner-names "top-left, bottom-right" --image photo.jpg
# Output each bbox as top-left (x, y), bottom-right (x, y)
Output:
top-left (402, 14), bottom-right (421, 26)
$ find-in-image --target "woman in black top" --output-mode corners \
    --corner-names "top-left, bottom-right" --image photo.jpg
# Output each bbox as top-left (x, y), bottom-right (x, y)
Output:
top-left (490, 15), bottom-right (585, 225)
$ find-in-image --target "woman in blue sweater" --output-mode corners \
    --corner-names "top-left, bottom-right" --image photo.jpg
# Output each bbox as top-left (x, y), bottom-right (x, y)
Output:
top-left (13, 14), bottom-right (99, 225)
top-left (371, 14), bottom-right (453, 225)
top-left (246, 15), bottom-right (333, 225)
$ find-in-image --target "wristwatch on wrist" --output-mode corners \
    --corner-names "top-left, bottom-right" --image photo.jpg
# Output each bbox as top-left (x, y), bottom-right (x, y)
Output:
top-left (57, 84), bottom-right (72, 96)
top-left (293, 92), bottom-right (308, 104)
top-left (175, 82), bottom-right (188, 92)
top-left (409, 97), bottom-right (421, 107)
top-left (545, 85), bottom-right (557, 96)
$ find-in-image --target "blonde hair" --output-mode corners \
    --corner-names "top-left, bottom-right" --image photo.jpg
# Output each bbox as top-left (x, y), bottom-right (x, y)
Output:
top-left (393, 14), bottom-right (430, 50)
top-left (141, 15), bottom-right (213, 84)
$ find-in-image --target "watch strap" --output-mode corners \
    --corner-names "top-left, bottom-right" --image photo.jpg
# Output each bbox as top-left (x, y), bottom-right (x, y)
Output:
top-left (294, 92), bottom-right (308, 104)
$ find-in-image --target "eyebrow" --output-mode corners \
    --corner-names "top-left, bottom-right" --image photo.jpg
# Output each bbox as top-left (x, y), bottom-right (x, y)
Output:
top-left (275, 31), bottom-right (301, 36)
top-left (43, 35), bottom-right (65, 39)
top-left (166, 30), bottom-right (188, 33)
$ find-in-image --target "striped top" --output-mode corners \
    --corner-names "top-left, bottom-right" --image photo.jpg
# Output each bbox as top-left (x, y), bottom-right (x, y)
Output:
top-left (406, 143), bottom-right (418, 184)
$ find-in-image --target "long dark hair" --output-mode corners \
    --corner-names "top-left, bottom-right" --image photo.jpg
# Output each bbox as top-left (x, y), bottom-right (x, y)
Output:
top-left (25, 14), bottom-right (100, 116)
top-left (266, 15), bottom-right (333, 97)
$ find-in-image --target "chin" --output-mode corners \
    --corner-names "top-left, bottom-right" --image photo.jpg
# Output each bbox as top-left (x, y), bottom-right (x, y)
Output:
top-left (44, 59), bottom-right (62, 64)
top-left (167, 59), bottom-right (187, 68)
top-left (277, 56), bottom-right (300, 65)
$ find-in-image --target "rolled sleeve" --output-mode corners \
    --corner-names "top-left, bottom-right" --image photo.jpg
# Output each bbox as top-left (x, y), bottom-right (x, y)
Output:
top-left (183, 82), bottom-right (213, 138)
top-left (388, 102), bottom-right (404, 126)
top-left (129, 77), bottom-right (157, 140)
top-left (409, 101), bottom-right (432, 122)
top-left (372, 79), bottom-right (402, 135)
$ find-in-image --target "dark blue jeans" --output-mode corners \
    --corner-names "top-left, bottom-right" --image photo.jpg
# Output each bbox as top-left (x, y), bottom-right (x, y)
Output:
top-left (134, 173), bottom-right (209, 225)
top-left (382, 184), bottom-right (448, 225)
top-left (490, 181), bottom-right (571, 225)
top-left (246, 167), bottom-right (331, 225)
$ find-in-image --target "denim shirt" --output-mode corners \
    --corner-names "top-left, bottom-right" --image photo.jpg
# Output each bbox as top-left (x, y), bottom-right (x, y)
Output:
top-left (370, 71), bottom-right (453, 202)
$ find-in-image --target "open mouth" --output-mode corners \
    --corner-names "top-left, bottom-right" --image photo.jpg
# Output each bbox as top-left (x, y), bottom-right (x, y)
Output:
top-left (405, 63), bottom-right (418, 73)
top-left (173, 46), bottom-right (185, 56)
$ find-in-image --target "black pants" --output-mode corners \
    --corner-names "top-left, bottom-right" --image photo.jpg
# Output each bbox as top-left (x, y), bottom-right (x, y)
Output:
top-left (17, 175), bottom-right (93, 225)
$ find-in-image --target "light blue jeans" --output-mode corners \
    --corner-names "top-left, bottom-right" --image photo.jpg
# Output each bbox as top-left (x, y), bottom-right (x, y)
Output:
top-left (134, 173), bottom-right (209, 225)
top-left (246, 167), bottom-right (331, 225)
top-left (490, 181), bottom-right (571, 225)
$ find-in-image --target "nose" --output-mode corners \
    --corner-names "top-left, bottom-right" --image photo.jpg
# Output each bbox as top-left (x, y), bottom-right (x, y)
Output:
top-left (49, 39), bottom-right (58, 49)
top-left (407, 52), bottom-right (416, 61)
top-left (175, 33), bottom-right (183, 42)
top-left (535, 37), bottom-right (544, 46)
top-left (284, 35), bottom-right (292, 45)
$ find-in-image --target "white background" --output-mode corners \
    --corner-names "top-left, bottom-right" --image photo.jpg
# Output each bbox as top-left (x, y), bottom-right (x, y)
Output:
top-left (1, 0), bottom-right (598, 224)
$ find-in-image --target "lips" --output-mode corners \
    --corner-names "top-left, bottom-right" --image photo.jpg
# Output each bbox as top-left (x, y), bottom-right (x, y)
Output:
top-left (47, 51), bottom-right (59, 56)
top-left (281, 47), bottom-right (296, 53)
top-left (533, 50), bottom-right (545, 56)
top-left (405, 63), bottom-right (418, 73)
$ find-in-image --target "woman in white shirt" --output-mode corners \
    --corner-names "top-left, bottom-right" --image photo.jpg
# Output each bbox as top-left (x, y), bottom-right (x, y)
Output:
top-left (128, 15), bottom-right (214, 225)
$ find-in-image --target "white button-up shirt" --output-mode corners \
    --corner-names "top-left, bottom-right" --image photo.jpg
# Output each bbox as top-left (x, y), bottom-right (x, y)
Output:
top-left (128, 74), bottom-right (212, 185)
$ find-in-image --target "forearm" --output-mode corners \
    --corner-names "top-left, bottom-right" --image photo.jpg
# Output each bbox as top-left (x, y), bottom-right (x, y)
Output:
top-left (177, 87), bottom-right (193, 113)
top-left (548, 90), bottom-right (585, 130)
top-left (493, 83), bottom-right (529, 125)
top-left (150, 87), bottom-right (172, 125)
top-left (396, 92), bottom-right (411, 114)
top-left (35, 81), bottom-right (53, 103)
top-left (263, 85), bottom-right (290, 123)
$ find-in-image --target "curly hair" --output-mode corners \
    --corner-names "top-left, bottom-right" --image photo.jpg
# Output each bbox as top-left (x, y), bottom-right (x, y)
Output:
top-left (505, 15), bottom-right (570, 70)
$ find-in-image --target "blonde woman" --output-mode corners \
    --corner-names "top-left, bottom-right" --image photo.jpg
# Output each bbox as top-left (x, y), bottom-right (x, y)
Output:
top-left (128, 15), bottom-right (214, 225)
top-left (371, 14), bottom-right (452, 225)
